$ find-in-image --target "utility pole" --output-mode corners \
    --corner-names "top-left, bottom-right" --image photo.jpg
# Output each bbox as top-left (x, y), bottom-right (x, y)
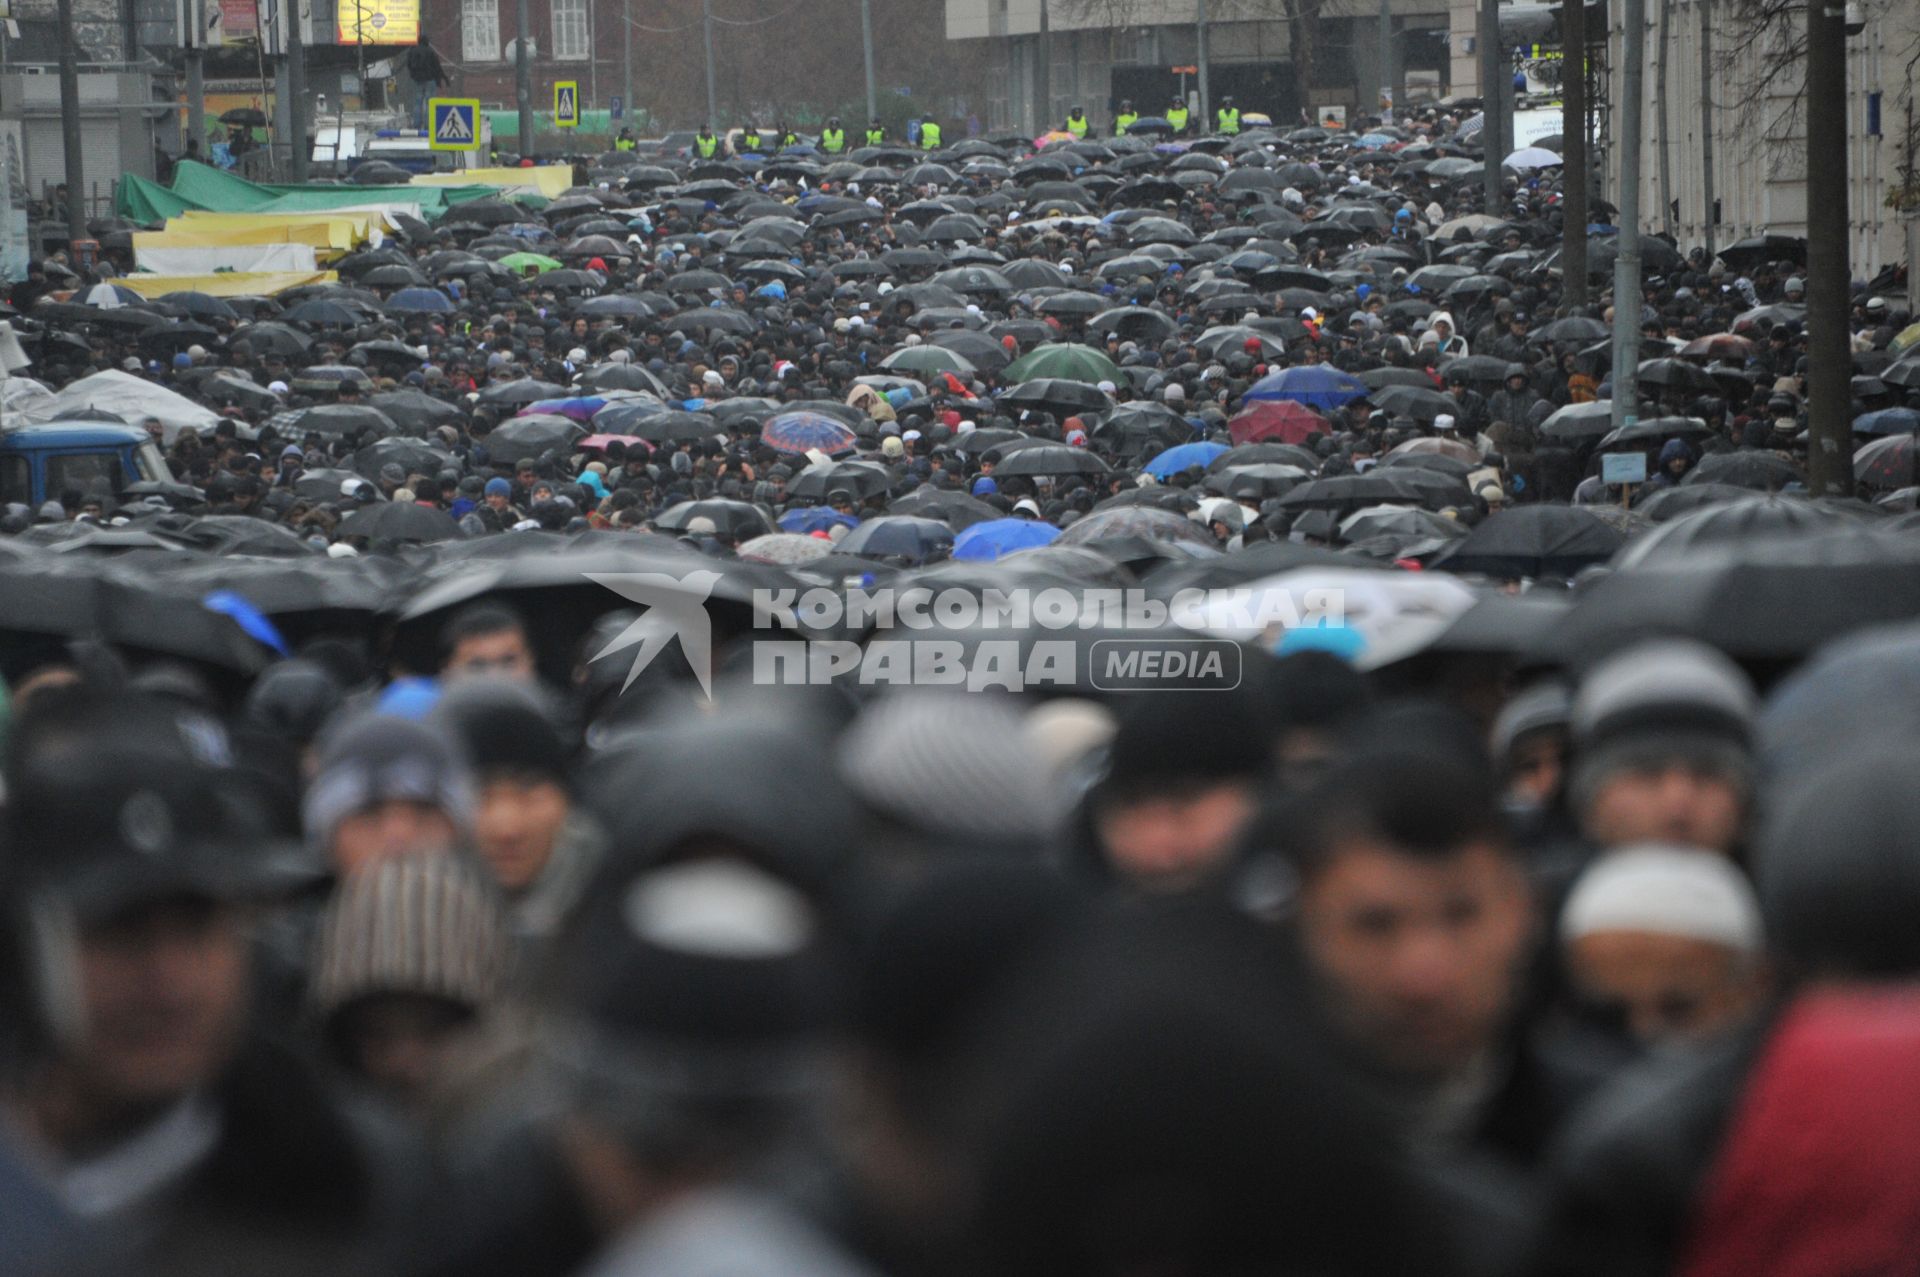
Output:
top-left (702, 0), bottom-right (717, 126)
top-left (1196, 0), bottom-right (1210, 127)
top-left (1697, 0), bottom-right (1715, 257)
top-left (1654, 0), bottom-right (1671, 236)
top-left (1560, 0), bottom-right (1587, 304)
top-left (861, 0), bottom-right (877, 125)
top-left (1378, 0), bottom-right (1392, 120)
top-left (55, 0), bottom-right (85, 241)
top-left (1480, 0), bottom-right (1502, 208)
top-left (515, 0), bottom-right (532, 156)
top-left (1611, 0), bottom-right (1644, 436)
top-left (287, 0), bottom-right (307, 179)
top-left (1803, 0), bottom-right (1849, 494)
top-left (184, 0), bottom-right (207, 157)
top-left (623, 0), bottom-right (632, 129)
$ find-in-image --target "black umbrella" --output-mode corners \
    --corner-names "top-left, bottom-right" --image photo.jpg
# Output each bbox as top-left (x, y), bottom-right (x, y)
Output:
top-left (1278, 469), bottom-right (1472, 512)
top-left (338, 502), bottom-right (463, 544)
top-left (1365, 385), bottom-right (1460, 424)
top-left (886, 486), bottom-right (1003, 529)
top-left (1716, 234), bottom-right (1808, 270)
top-left (483, 414), bottom-right (585, 462)
top-left (1614, 495), bottom-right (1859, 569)
top-left (275, 403), bottom-right (399, 439)
top-left (477, 380), bottom-right (569, 408)
top-left (1000, 379), bottom-right (1115, 417)
top-left (652, 499), bottom-right (775, 539)
top-left (371, 389), bottom-right (464, 433)
top-left (1432, 506), bottom-right (1624, 580)
top-left (1539, 531), bottom-right (1920, 664)
top-left (353, 438), bottom-right (455, 481)
top-left (1637, 357), bottom-right (1721, 393)
top-left (1686, 450), bottom-right (1802, 491)
top-left (987, 444), bottom-right (1112, 478)
top-left (787, 460), bottom-right (895, 501)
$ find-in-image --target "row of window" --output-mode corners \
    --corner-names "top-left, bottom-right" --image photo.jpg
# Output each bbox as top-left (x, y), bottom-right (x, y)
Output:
top-left (460, 0), bottom-right (589, 62)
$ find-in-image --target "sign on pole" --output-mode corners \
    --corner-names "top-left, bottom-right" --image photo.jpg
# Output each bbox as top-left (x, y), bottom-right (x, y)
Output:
top-left (429, 97), bottom-right (482, 150)
top-left (610, 94), bottom-right (623, 119)
top-left (554, 81), bottom-right (579, 128)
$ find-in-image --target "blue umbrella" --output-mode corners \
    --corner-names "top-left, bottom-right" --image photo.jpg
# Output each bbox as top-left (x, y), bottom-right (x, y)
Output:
top-left (1143, 440), bottom-right (1229, 478)
top-left (1354, 132), bottom-right (1397, 149)
top-left (762, 409), bottom-right (859, 456)
top-left (952, 517), bottom-right (1062, 561)
top-left (1243, 365), bottom-right (1370, 409)
top-left (525, 395), bottom-right (608, 421)
top-left (779, 506), bottom-right (860, 534)
top-left (838, 515), bottom-right (955, 563)
top-left (1854, 407), bottom-right (1920, 436)
top-left (386, 287), bottom-right (453, 314)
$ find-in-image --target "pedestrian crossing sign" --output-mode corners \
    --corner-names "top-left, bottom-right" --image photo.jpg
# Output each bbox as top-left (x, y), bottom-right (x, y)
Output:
top-left (554, 81), bottom-right (579, 128)
top-left (429, 97), bottom-right (482, 150)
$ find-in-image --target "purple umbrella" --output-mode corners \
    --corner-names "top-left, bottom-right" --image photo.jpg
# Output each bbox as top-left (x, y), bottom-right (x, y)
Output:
top-left (762, 410), bottom-right (859, 456)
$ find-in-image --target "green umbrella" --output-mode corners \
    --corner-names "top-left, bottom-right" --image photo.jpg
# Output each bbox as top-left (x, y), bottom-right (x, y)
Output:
top-left (881, 345), bottom-right (977, 376)
top-left (499, 252), bottom-right (565, 275)
top-left (1003, 342), bottom-right (1122, 384)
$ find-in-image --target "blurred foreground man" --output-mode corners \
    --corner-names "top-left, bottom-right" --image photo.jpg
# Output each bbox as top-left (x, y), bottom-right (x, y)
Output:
top-left (1283, 741), bottom-right (1614, 1175)
top-left (0, 693), bottom-right (415, 1277)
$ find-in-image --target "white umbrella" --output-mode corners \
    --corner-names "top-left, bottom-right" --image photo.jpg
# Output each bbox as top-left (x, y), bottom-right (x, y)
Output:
top-left (1504, 146), bottom-right (1563, 170)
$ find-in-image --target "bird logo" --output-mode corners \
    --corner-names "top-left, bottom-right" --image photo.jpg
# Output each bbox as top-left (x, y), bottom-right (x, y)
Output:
top-left (584, 570), bottom-right (723, 698)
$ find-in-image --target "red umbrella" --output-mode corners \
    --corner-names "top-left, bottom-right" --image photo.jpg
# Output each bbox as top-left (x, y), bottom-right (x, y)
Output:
top-left (1227, 399), bottom-right (1331, 445)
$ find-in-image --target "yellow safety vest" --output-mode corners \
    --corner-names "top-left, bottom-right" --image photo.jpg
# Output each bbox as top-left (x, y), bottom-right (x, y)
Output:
top-left (741, 130), bottom-right (761, 150)
top-left (1216, 107), bottom-right (1240, 133)
top-left (1114, 112), bottom-right (1138, 135)
top-left (821, 127), bottom-right (846, 153)
top-left (920, 121), bottom-right (941, 148)
top-left (1167, 106), bottom-right (1189, 131)
top-left (694, 133), bottom-right (718, 157)
top-left (1066, 114), bottom-right (1088, 137)
top-left (614, 137), bottom-right (635, 150)
top-left (866, 126), bottom-right (885, 144)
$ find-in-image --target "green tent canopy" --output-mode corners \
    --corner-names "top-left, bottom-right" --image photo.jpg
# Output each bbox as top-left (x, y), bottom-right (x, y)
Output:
top-left (116, 160), bottom-right (501, 225)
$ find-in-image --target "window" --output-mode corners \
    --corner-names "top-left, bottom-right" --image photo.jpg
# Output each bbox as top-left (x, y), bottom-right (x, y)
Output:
top-left (462, 0), bottom-right (500, 62)
top-left (45, 452), bottom-right (124, 504)
top-left (552, 0), bottom-right (588, 61)
top-left (0, 454), bottom-right (27, 506)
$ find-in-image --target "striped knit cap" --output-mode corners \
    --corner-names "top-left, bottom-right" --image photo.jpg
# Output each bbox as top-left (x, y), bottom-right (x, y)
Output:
top-left (310, 852), bottom-right (509, 1018)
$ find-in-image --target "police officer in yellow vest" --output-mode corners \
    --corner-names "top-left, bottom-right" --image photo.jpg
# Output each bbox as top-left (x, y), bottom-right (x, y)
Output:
top-left (1216, 95), bottom-right (1241, 134)
top-left (820, 116), bottom-right (846, 154)
top-left (1113, 99), bottom-right (1138, 136)
top-left (866, 119), bottom-right (886, 145)
top-left (739, 123), bottom-right (762, 151)
top-left (1166, 95), bottom-right (1190, 135)
top-left (693, 125), bottom-right (719, 158)
top-left (614, 127), bottom-right (636, 151)
top-left (919, 118), bottom-right (942, 149)
top-left (776, 122), bottom-right (799, 149)
top-left (1065, 105), bottom-right (1089, 138)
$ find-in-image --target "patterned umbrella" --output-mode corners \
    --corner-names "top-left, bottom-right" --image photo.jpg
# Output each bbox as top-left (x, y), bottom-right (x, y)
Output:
top-left (761, 410), bottom-right (859, 456)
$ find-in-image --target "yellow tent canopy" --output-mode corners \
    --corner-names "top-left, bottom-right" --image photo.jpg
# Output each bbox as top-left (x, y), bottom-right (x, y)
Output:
top-left (413, 165), bottom-right (573, 201)
top-left (106, 271), bottom-right (340, 298)
top-left (169, 211), bottom-right (383, 251)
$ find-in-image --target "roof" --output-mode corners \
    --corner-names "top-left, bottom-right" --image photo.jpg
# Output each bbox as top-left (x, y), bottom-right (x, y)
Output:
top-left (0, 422), bottom-right (151, 448)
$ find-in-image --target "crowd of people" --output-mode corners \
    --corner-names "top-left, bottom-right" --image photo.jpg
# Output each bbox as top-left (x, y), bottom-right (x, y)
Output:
top-left (2, 100), bottom-right (1919, 1277)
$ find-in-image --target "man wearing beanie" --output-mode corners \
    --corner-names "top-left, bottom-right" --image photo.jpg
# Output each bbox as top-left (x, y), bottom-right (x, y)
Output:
top-left (1079, 689), bottom-right (1272, 893)
top-left (1558, 845), bottom-right (1767, 1045)
top-left (303, 712), bottom-right (476, 875)
top-left (431, 682), bottom-right (605, 955)
top-left (1568, 640), bottom-right (1757, 857)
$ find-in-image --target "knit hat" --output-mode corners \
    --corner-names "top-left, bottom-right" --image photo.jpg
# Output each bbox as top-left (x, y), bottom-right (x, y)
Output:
top-left (303, 713), bottom-right (476, 852)
top-left (431, 681), bottom-right (571, 786)
top-left (881, 436), bottom-right (905, 458)
top-left (310, 853), bottom-right (509, 1019)
top-left (1561, 845), bottom-right (1764, 952)
top-left (484, 477), bottom-right (513, 498)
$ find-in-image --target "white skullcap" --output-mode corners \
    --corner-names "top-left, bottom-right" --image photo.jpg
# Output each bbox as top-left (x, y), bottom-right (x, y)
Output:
top-left (1434, 413), bottom-right (1456, 431)
top-left (1561, 845), bottom-right (1764, 953)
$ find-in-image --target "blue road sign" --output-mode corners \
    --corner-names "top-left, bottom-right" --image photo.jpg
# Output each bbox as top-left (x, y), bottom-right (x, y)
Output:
top-left (429, 97), bottom-right (482, 151)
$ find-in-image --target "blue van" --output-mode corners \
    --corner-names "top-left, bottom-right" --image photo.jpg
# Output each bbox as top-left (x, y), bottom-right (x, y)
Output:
top-left (0, 422), bottom-right (177, 509)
